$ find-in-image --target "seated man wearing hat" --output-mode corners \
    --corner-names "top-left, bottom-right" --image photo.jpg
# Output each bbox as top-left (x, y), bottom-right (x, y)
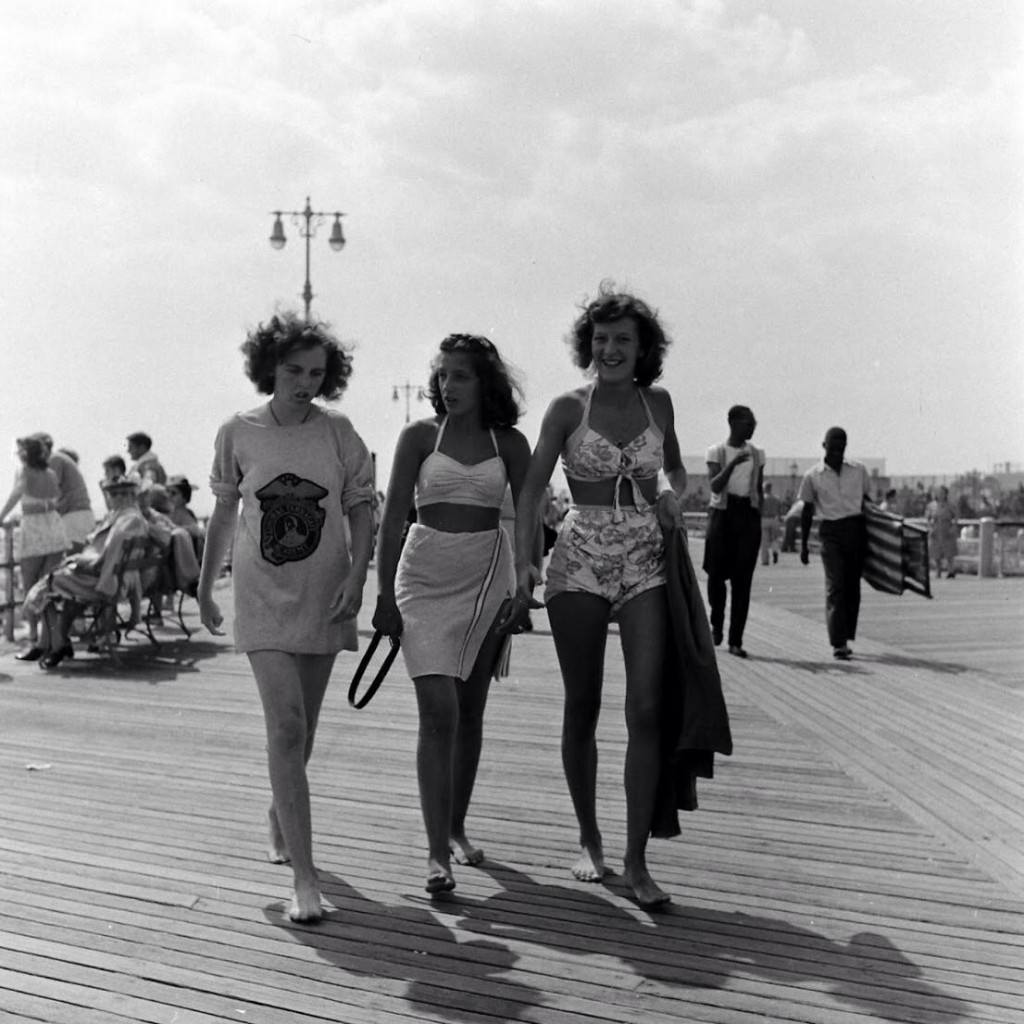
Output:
top-left (22, 477), bottom-right (151, 667)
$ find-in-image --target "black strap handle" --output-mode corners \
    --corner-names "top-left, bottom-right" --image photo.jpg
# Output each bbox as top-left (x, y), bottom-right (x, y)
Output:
top-left (348, 631), bottom-right (400, 709)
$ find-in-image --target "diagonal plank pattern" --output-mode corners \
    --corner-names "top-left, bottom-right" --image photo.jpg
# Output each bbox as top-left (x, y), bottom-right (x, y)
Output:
top-left (0, 559), bottom-right (1022, 1023)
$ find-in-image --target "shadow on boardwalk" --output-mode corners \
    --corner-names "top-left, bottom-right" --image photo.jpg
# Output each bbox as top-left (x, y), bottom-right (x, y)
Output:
top-left (265, 870), bottom-right (541, 1023)
top-left (270, 863), bottom-right (973, 1024)
top-left (3, 636), bottom-right (224, 685)
top-left (750, 652), bottom-right (973, 676)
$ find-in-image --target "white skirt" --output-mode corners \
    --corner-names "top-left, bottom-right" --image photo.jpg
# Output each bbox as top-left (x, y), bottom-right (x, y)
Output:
top-left (18, 510), bottom-right (67, 558)
top-left (396, 524), bottom-right (513, 681)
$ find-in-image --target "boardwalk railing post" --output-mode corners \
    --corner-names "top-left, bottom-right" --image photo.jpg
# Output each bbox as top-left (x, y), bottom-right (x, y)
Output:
top-left (979, 517), bottom-right (996, 578)
top-left (2, 524), bottom-right (14, 642)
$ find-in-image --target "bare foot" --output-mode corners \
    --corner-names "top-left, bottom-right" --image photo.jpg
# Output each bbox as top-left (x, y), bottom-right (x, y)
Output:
top-left (288, 881), bottom-right (323, 924)
top-left (571, 845), bottom-right (609, 882)
top-left (624, 866), bottom-right (671, 910)
top-left (267, 807), bottom-right (290, 864)
top-left (425, 857), bottom-right (456, 894)
top-left (450, 835), bottom-right (484, 866)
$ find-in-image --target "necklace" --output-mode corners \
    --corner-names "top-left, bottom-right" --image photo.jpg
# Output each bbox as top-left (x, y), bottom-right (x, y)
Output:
top-left (268, 401), bottom-right (313, 427)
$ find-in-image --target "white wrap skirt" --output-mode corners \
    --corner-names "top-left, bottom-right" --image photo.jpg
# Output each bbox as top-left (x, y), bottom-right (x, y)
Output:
top-left (396, 523), bottom-right (513, 681)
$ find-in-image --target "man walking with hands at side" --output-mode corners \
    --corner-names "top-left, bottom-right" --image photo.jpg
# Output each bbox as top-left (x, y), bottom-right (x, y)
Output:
top-left (703, 405), bottom-right (763, 658)
top-left (798, 426), bottom-right (872, 661)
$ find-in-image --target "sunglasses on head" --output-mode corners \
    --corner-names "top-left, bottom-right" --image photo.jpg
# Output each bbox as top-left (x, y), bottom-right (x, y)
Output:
top-left (444, 334), bottom-right (495, 354)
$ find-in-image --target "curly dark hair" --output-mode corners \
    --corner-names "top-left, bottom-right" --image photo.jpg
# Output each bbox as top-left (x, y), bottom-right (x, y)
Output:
top-left (16, 436), bottom-right (49, 470)
top-left (426, 334), bottom-right (523, 429)
top-left (241, 311), bottom-right (354, 400)
top-left (566, 281), bottom-right (671, 386)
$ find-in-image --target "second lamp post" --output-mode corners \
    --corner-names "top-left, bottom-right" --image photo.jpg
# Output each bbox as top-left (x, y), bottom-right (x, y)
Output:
top-left (269, 196), bottom-right (346, 321)
top-left (393, 381), bottom-right (426, 424)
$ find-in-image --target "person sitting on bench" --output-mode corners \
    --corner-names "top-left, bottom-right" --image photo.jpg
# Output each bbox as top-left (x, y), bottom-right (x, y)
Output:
top-left (21, 477), bottom-right (150, 667)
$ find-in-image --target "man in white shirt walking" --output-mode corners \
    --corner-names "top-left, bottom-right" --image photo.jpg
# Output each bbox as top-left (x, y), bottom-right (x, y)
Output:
top-left (798, 427), bottom-right (871, 660)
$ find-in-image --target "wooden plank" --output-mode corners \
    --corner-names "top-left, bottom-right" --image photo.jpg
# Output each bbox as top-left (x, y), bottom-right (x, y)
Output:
top-left (1, 571), bottom-right (1022, 1024)
top-left (732, 647), bottom-right (1024, 895)
top-left (0, 967), bottom-right (237, 1024)
top-left (0, 932), bottom-right (1000, 1024)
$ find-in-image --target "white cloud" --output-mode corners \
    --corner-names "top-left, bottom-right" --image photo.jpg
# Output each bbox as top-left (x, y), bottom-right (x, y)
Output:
top-left (0, 0), bottom-right (1020, 496)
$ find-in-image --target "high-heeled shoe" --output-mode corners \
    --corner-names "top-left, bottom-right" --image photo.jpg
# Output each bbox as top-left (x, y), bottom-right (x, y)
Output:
top-left (40, 644), bottom-right (74, 669)
top-left (15, 646), bottom-right (44, 661)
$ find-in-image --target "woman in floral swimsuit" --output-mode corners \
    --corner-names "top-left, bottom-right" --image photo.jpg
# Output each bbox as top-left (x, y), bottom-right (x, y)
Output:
top-left (512, 284), bottom-right (687, 909)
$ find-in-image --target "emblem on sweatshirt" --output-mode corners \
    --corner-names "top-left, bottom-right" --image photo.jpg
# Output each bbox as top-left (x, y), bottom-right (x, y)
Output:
top-left (255, 473), bottom-right (329, 565)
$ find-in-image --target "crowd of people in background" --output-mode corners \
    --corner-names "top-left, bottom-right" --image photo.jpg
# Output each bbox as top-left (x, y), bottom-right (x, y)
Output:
top-left (1, 429), bottom-right (206, 664)
top-left (877, 481), bottom-right (1024, 520)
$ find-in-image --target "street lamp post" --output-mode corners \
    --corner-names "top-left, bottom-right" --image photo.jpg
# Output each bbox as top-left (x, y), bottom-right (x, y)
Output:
top-left (392, 381), bottom-right (426, 423)
top-left (269, 196), bottom-right (346, 321)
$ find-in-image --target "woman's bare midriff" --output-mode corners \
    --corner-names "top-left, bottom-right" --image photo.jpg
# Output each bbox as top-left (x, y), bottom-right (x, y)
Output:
top-left (416, 503), bottom-right (501, 533)
top-left (568, 477), bottom-right (658, 508)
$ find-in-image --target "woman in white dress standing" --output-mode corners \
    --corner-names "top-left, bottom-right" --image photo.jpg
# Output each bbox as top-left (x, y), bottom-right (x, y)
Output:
top-left (197, 312), bottom-right (375, 923)
top-left (1, 435), bottom-right (68, 660)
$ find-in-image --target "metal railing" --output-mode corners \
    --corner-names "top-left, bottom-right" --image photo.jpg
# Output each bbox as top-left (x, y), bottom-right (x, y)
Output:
top-left (1, 522), bottom-right (19, 642)
top-left (681, 511), bottom-right (707, 537)
top-left (995, 523), bottom-right (1024, 575)
top-left (953, 518), bottom-right (1024, 577)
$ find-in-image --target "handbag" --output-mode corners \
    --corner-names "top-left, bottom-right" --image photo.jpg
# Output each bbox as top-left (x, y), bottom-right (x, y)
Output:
top-left (347, 630), bottom-right (400, 709)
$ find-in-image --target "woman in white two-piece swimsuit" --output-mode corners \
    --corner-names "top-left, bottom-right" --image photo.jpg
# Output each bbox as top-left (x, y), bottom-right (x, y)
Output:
top-left (512, 285), bottom-right (687, 910)
top-left (374, 334), bottom-right (531, 896)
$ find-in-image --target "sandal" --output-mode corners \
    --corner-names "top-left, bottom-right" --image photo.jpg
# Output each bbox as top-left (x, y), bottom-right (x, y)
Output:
top-left (425, 870), bottom-right (456, 895)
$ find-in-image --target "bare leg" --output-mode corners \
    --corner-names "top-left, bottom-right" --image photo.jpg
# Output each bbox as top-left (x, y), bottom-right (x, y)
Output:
top-left (617, 587), bottom-right (671, 909)
top-left (266, 808), bottom-right (289, 865)
top-left (546, 592), bottom-right (610, 881)
top-left (450, 627), bottom-right (499, 865)
top-left (248, 651), bottom-right (335, 922)
top-left (267, 653), bottom-right (333, 865)
top-left (414, 674), bottom-right (459, 892)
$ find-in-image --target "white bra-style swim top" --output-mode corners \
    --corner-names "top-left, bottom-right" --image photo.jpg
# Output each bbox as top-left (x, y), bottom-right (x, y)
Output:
top-left (415, 419), bottom-right (507, 511)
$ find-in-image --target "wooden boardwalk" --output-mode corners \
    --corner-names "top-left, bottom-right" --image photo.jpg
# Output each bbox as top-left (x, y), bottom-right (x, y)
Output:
top-left (1, 548), bottom-right (1022, 1023)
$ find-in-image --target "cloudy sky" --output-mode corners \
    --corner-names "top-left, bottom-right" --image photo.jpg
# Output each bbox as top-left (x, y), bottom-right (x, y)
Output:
top-left (2, 0), bottom-right (1021, 514)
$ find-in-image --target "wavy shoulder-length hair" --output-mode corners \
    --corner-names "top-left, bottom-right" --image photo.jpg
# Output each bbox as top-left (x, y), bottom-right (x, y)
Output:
top-left (16, 435), bottom-right (49, 470)
top-left (241, 311), bottom-right (354, 400)
top-left (426, 334), bottom-right (523, 429)
top-left (566, 281), bottom-right (671, 387)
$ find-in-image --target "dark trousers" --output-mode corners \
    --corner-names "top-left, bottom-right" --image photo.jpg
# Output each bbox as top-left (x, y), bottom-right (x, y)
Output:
top-left (703, 499), bottom-right (761, 647)
top-left (819, 515), bottom-right (867, 648)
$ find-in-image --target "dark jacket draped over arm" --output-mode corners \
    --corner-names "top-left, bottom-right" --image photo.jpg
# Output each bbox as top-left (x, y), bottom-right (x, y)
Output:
top-left (650, 524), bottom-right (733, 838)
